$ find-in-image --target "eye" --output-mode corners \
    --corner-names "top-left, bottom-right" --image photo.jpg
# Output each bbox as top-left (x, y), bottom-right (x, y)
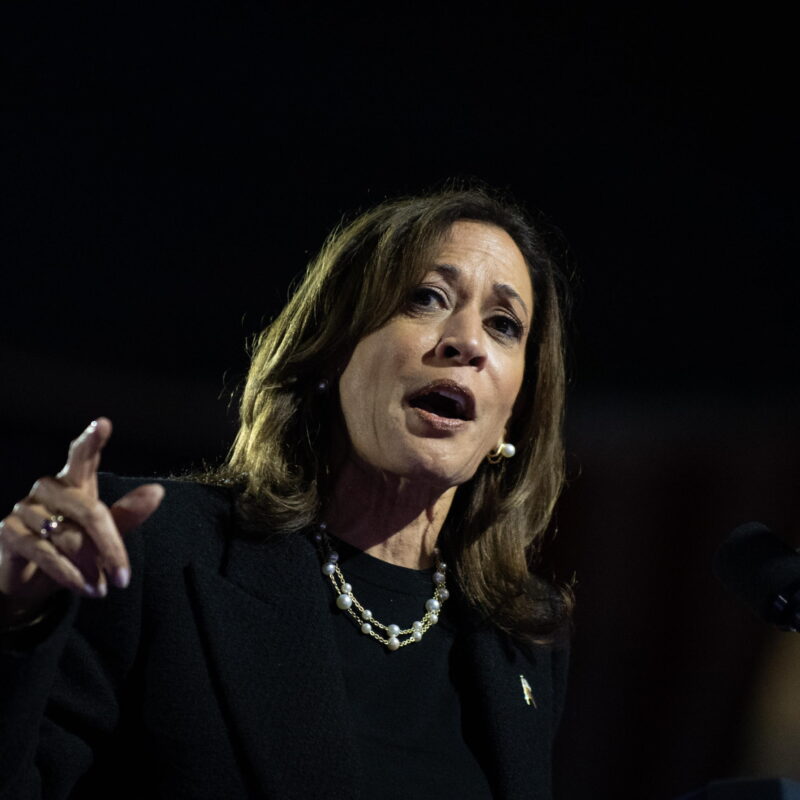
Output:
top-left (408, 286), bottom-right (448, 311)
top-left (488, 313), bottom-right (524, 341)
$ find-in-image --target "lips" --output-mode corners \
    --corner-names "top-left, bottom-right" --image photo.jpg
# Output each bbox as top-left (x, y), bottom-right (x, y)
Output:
top-left (406, 380), bottom-right (476, 421)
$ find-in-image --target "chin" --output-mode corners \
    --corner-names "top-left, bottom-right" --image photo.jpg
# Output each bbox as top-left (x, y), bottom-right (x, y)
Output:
top-left (395, 446), bottom-right (482, 489)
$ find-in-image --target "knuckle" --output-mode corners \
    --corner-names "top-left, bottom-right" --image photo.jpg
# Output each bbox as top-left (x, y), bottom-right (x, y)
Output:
top-left (0, 519), bottom-right (22, 545)
top-left (80, 500), bottom-right (110, 532)
top-left (29, 476), bottom-right (56, 498)
top-left (56, 525), bottom-right (82, 548)
top-left (84, 502), bottom-right (109, 529)
top-left (11, 498), bottom-right (33, 516)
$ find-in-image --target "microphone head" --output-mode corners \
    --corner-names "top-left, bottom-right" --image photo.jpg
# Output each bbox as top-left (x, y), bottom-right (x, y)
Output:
top-left (712, 522), bottom-right (800, 626)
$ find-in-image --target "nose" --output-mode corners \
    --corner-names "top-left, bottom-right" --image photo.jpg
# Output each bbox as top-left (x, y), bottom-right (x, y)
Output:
top-left (433, 309), bottom-right (488, 369)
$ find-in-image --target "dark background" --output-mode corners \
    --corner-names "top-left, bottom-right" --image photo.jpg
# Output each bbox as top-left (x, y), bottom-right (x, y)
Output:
top-left (2, 3), bottom-right (799, 797)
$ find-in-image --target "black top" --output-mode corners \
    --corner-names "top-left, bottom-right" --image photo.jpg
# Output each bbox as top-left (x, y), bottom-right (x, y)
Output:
top-left (326, 539), bottom-right (493, 799)
top-left (0, 476), bottom-right (569, 799)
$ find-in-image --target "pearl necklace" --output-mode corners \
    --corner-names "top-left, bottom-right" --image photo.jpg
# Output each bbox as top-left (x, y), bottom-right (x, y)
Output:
top-left (313, 523), bottom-right (450, 651)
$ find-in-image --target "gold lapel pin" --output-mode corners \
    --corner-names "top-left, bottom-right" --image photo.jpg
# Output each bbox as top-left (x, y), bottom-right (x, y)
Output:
top-left (519, 674), bottom-right (537, 708)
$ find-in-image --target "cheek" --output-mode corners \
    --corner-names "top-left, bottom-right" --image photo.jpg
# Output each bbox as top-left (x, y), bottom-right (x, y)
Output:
top-left (495, 359), bottom-right (526, 418)
top-left (338, 335), bottom-right (397, 433)
top-left (339, 357), bottom-right (375, 425)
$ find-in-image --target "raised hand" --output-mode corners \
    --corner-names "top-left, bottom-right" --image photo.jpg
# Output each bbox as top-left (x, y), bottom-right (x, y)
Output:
top-left (0, 418), bottom-right (164, 625)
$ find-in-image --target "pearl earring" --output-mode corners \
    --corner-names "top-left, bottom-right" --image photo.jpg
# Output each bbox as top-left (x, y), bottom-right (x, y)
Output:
top-left (315, 378), bottom-right (330, 393)
top-left (487, 440), bottom-right (516, 464)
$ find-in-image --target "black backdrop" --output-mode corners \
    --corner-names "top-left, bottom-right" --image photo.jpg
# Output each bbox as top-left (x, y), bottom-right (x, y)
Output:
top-left (3, 3), bottom-right (799, 797)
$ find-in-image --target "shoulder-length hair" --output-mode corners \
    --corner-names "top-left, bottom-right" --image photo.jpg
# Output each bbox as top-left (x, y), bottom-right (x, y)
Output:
top-left (219, 186), bottom-right (573, 640)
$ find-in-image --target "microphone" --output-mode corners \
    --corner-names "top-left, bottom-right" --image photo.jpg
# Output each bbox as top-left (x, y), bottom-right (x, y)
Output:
top-left (712, 522), bottom-right (800, 632)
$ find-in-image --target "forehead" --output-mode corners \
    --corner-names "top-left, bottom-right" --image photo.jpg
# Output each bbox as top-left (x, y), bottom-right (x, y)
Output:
top-left (433, 221), bottom-right (533, 310)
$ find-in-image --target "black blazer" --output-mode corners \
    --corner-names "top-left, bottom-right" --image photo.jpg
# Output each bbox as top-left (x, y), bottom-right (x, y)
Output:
top-left (0, 476), bottom-right (569, 799)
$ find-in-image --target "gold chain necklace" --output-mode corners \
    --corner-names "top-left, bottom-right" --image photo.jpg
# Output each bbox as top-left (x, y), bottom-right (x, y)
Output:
top-left (314, 523), bottom-right (449, 651)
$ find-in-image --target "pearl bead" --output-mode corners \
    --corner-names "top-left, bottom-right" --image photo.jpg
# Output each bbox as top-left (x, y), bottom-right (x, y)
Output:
top-left (319, 522), bottom-right (328, 531)
top-left (501, 442), bottom-right (516, 458)
top-left (387, 637), bottom-right (400, 651)
top-left (438, 561), bottom-right (447, 571)
top-left (412, 620), bottom-right (423, 631)
top-left (412, 631), bottom-right (422, 642)
top-left (425, 598), bottom-right (440, 613)
top-left (322, 563), bottom-right (335, 576)
top-left (362, 609), bottom-right (373, 620)
top-left (432, 571), bottom-right (445, 584)
top-left (336, 594), bottom-right (353, 610)
top-left (342, 583), bottom-right (352, 593)
top-left (387, 624), bottom-right (400, 637)
top-left (361, 622), bottom-right (373, 634)
top-left (314, 533), bottom-right (322, 542)
top-left (429, 613), bottom-right (439, 624)
top-left (439, 588), bottom-right (450, 601)
top-left (328, 551), bottom-right (339, 563)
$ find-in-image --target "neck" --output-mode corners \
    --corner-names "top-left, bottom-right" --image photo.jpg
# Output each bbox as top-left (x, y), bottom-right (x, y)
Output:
top-left (325, 458), bottom-right (456, 569)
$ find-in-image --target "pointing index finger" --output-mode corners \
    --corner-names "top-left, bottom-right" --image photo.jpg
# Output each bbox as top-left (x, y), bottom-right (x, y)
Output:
top-left (57, 418), bottom-right (113, 492)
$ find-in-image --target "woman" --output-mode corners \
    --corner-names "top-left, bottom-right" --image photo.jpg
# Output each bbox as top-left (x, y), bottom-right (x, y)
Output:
top-left (0, 187), bottom-right (572, 799)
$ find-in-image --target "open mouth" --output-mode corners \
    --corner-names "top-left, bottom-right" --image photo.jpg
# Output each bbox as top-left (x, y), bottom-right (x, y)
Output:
top-left (407, 381), bottom-right (476, 421)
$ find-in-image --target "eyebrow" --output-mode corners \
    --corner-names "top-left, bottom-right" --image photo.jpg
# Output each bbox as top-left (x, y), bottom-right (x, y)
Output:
top-left (432, 263), bottom-right (530, 319)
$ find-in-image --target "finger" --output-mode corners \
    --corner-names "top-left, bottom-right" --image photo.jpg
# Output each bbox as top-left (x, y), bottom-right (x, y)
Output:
top-left (110, 484), bottom-right (165, 534)
top-left (12, 499), bottom-right (67, 541)
top-left (0, 516), bottom-right (100, 597)
top-left (28, 477), bottom-right (129, 582)
top-left (12, 501), bottom-right (103, 585)
top-left (57, 418), bottom-right (113, 492)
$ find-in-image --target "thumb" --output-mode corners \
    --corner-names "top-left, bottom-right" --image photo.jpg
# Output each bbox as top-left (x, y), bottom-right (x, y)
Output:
top-left (110, 484), bottom-right (166, 534)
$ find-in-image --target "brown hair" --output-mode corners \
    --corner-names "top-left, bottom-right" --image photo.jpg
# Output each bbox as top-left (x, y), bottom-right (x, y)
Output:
top-left (219, 185), bottom-right (572, 640)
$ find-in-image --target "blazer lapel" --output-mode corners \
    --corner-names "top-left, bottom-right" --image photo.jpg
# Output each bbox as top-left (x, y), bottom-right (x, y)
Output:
top-left (461, 627), bottom-right (557, 800)
top-left (186, 532), bottom-right (362, 799)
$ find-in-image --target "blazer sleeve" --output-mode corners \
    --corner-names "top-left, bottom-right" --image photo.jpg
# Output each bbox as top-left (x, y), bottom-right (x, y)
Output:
top-left (0, 478), bottom-right (147, 800)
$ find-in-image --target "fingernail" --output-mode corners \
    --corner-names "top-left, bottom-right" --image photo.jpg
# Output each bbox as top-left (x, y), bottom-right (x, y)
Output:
top-left (83, 582), bottom-right (101, 598)
top-left (113, 567), bottom-right (130, 589)
top-left (87, 420), bottom-right (98, 432)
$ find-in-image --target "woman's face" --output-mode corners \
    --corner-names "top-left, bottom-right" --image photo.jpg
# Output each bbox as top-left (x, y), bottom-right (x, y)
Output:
top-left (337, 220), bottom-right (534, 489)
